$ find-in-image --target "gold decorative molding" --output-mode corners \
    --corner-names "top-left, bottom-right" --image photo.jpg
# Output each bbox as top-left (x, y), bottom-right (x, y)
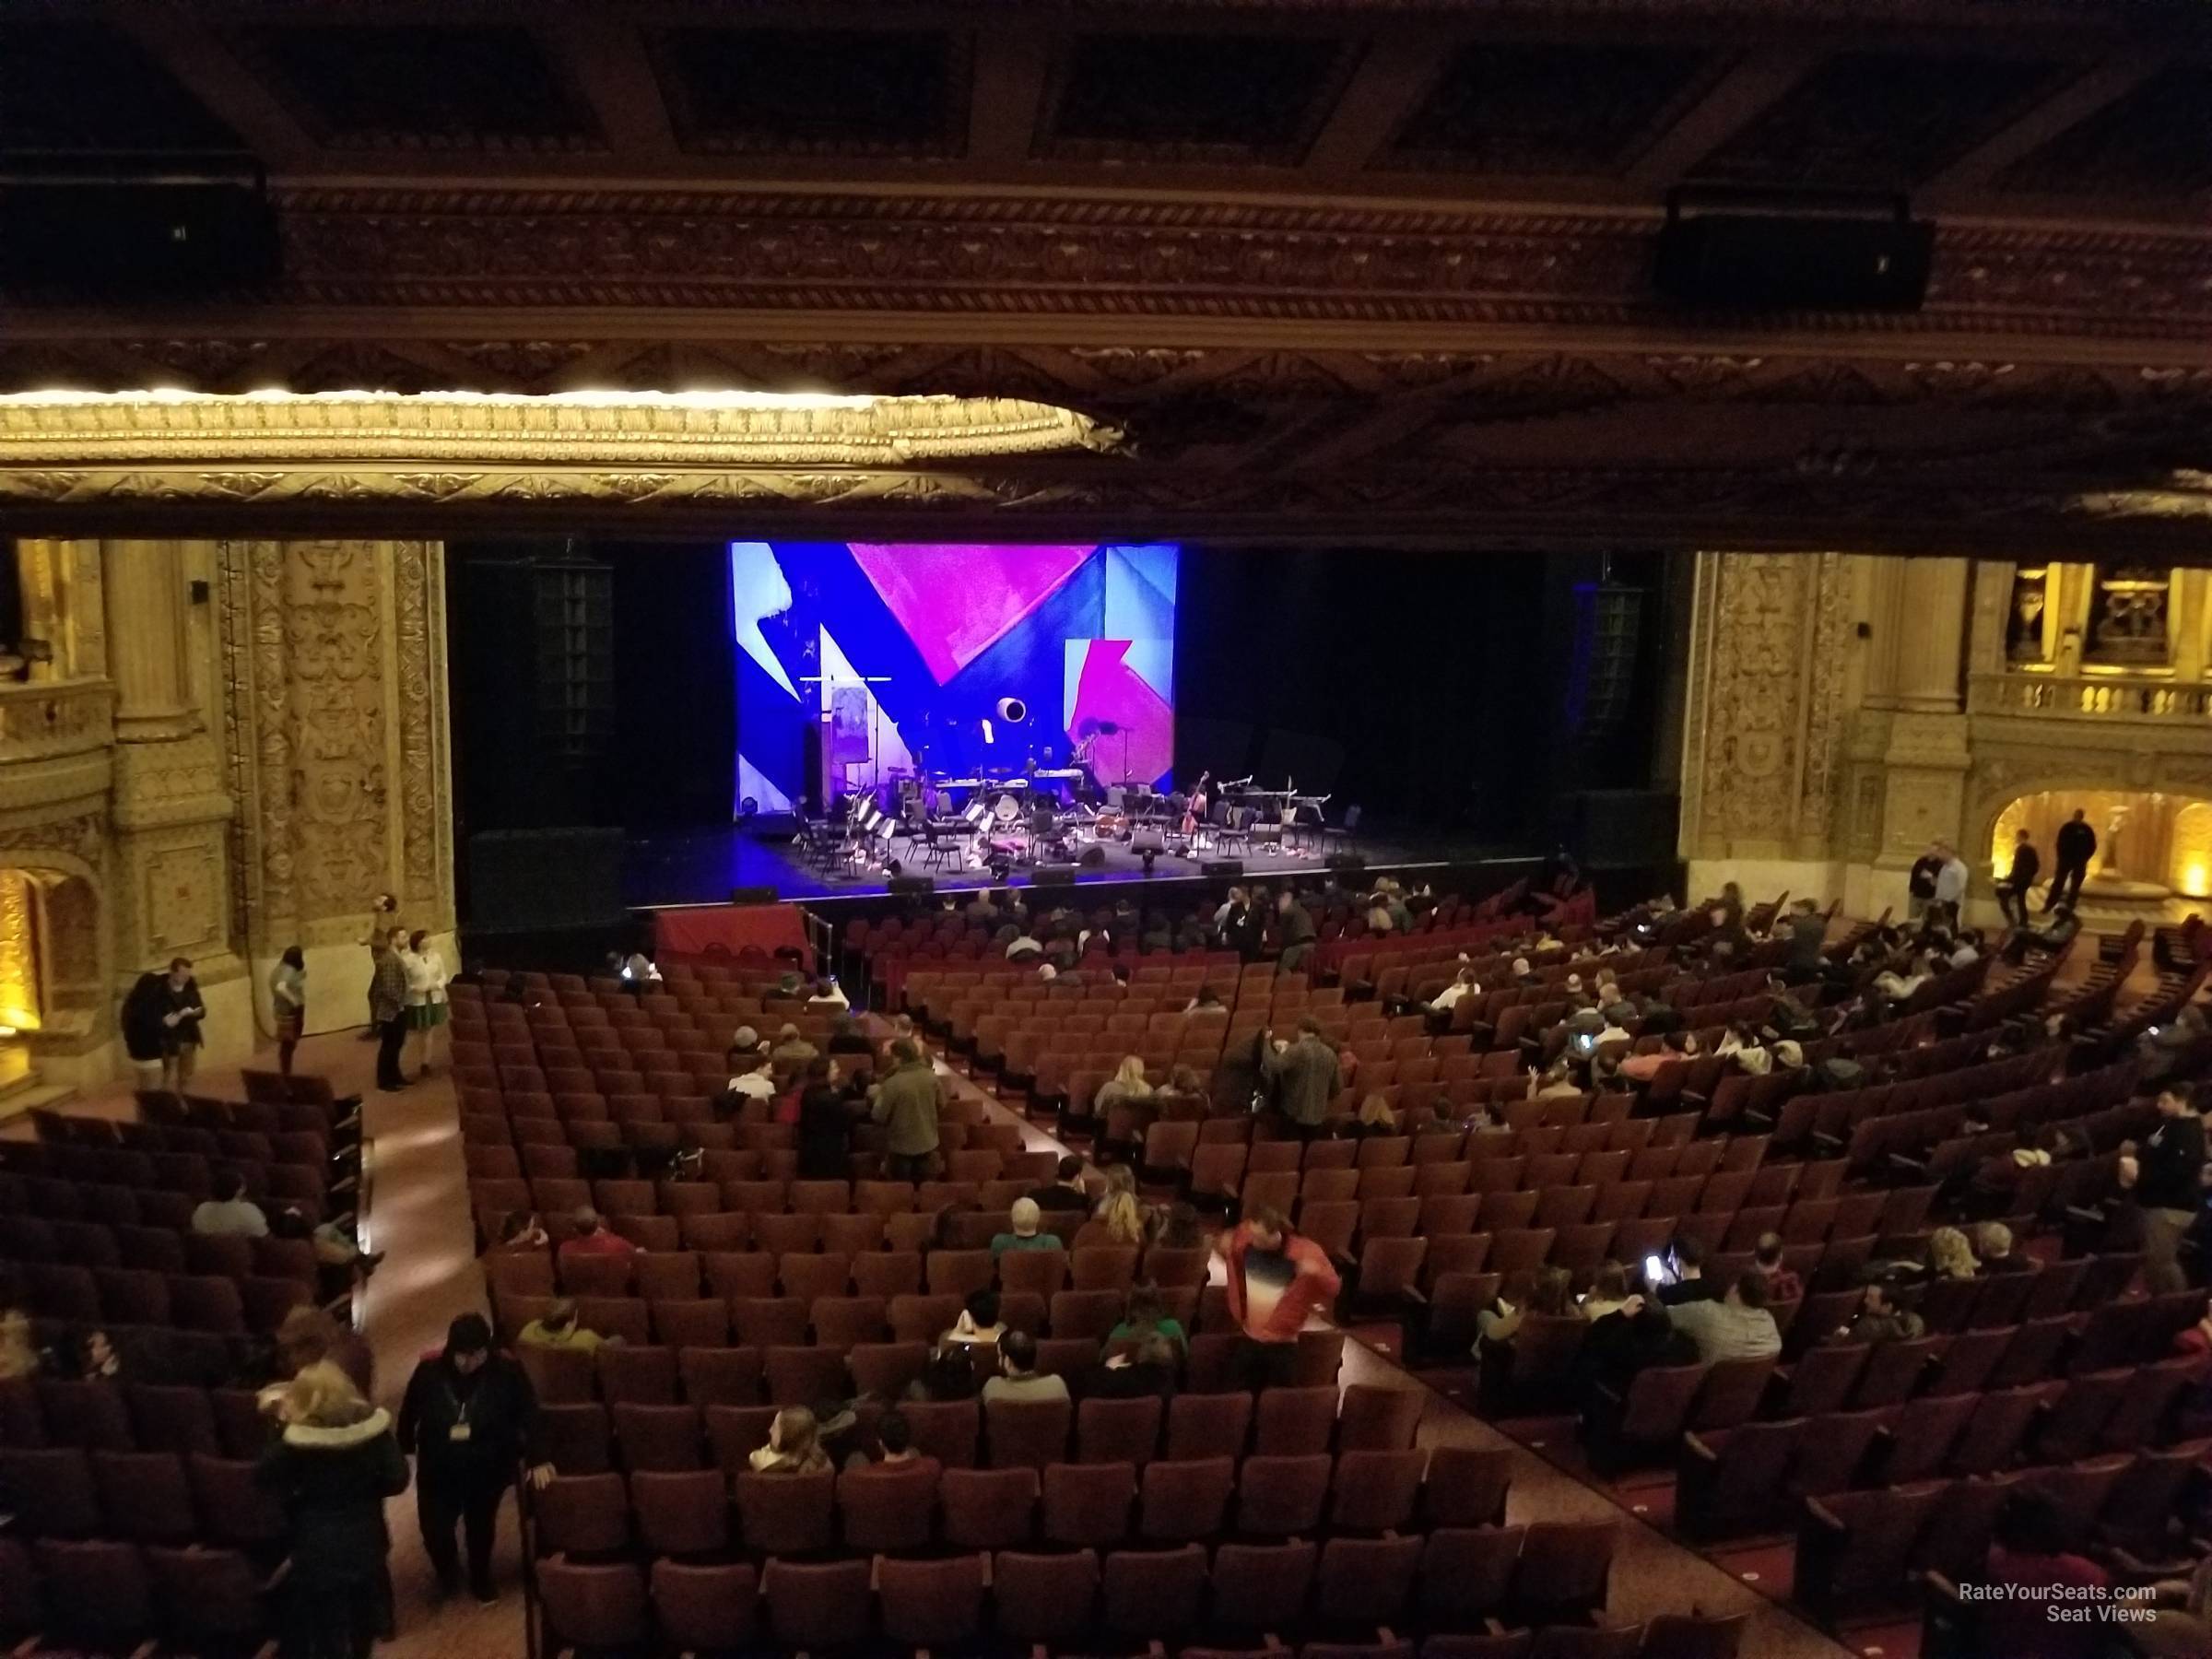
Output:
top-left (0, 390), bottom-right (1122, 467)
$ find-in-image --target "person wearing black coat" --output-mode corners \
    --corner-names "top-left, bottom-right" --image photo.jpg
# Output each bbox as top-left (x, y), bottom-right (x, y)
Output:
top-left (2047, 810), bottom-right (2098, 911)
top-left (119, 970), bottom-right (171, 1088)
top-left (1996, 830), bottom-right (2041, 928)
top-left (795, 1056), bottom-right (857, 1182)
top-left (396, 1313), bottom-right (550, 1605)
top-left (255, 1361), bottom-right (409, 1659)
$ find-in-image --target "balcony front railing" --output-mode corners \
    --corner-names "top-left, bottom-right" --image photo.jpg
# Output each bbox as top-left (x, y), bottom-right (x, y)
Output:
top-left (1970, 672), bottom-right (2212, 722)
top-left (0, 677), bottom-right (115, 765)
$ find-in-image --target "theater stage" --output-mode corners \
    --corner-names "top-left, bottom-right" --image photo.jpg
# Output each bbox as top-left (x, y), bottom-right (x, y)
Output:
top-left (622, 821), bottom-right (1521, 910)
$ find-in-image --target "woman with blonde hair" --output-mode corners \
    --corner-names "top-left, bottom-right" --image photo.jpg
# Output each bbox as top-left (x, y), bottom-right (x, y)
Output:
top-left (1352, 1092), bottom-right (1398, 1135)
top-left (748, 1406), bottom-right (830, 1474)
top-left (255, 1361), bottom-right (407, 1659)
top-left (1094, 1162), bottom-right (1149, 1247)
top-left (1927, 1226), bottom-right (1980, 1281)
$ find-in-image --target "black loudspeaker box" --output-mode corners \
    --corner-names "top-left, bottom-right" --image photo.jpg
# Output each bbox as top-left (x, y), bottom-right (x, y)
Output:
top-left (1200, 859), bottom-right (1244, 878)
top-left (728, 886), bottom-right (780, 906)
top-left (468, 828), bottom-right (626, 932)
top-left (1131, 830), bottom-right (1165, 854)
top-left (1077, 843), bottom-right (1108, 867)
top-left (1033, 865), bottom-right (1079, 888)
top-left (1551, 791), bottom-right (1681, 869)
top-left (1654, 205), bottom-right (1933, 312)
top-left (0, 183), bottom-right (282, 298)
top-left (887, 877), bottom-right (936, 899)
top-left (1326, 853), bottom-right (1367, 876)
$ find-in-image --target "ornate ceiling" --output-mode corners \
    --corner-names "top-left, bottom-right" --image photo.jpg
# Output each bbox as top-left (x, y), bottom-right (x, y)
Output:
top-left (2, 0), bottom-right (2208, 549)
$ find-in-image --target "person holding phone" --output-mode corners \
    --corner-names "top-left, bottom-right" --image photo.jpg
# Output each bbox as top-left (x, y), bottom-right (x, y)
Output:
top-left (159, 956), bottom-right (207, 1090)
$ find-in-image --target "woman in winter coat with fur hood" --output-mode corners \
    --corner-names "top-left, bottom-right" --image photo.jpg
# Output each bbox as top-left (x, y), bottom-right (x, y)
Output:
top-left (256, 1360), bottom-right (409, 1659)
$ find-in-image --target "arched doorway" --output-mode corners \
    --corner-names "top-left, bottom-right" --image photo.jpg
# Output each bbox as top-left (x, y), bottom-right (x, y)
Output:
top-left (0, 865), bottom-right (102, 1100)
top-left (1989, 790), bottom-right (2212, 912)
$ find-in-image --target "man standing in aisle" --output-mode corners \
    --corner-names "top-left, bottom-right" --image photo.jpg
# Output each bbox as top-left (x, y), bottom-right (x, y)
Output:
top-left (871, 1039), bottom-right (943, 1181)
top-left (1931, 843), bottom-right (1970, 931)
top-left (1220, 1204), bottom-right (1341, 1390)
top-left (2047, 809), bottom-right (2098, 911)
top-left (1261, 1016), bottom-right (1338, 1140)
top-left (1995, 828), bottom-right (2041, 929)
top-left (368, 937), bottom-right (410, 1092)
top-left (2120, 1085), bottom-right (2205, 1295)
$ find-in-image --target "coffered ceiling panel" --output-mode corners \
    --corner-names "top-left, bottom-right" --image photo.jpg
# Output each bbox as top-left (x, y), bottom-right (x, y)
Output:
top-left (0, 22), bottom-right (241, 153)
top-left (1385, 41), bottom-right (1718, 174)
top-left (2001, 65), bottom-right (2212, 195)
top-left (646, 27), bottom-right (971, 158)
top-left (228, 24), bottom-right (602, 152)
top-left (1693, 51), bottom-right (2080, 187)
top-left (1038, 31), bottom-right (1358, 163)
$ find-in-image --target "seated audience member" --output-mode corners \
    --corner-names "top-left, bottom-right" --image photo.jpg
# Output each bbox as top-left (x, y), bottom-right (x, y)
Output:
top-left (193, 1169), bottom-right (271, 1238)
top-left (76, 1328), bottom-right (124, 1382)
top-left (825, 1013), bottom-right (874, 1057)
top-left (1526, 1059), bottom-right (1581, 1100)
top-left (1006, 928), bottom-right (1044, 961)
top-left (1751, 1233), bottom-right (1803, 1303)
top-left (495, 1211), bottom-right (548, 1253)
top-left (2171, 1296), bottom-right (2212, 1362)
top-left (1087, 1333), bottom-right (1180, 1401)
top-left (992, 1197), bottom-right (1061, 1260)
top-left (2004, 900), bottom-right (2081, 964)
top-left (1618, 1029), bottom-right (1696, 1085)
top-left (982, 1330), bottom-right (1070, 1404)
top-left (1183, 985), bottom-right (1224, 1014)
top-left (941, 1288), bottom-right (1006, 1348)
top-left (1979, 1491), bottom-right (2112, 1659)
top-left (558, 1208), bottom-right (638, 1262)
top-left (1475, 1271), bottom-right (1533, 1349)
top-left (1834, 1281), bottom-right (1925, 1345)
top-left (2140, 1005), bottom-right (2211, 1084)
top-left (771, 1022), bottom-right (818, 1078)
top-left (1976, 1221), bottom-right (2031, 1274)
top-left (1107, 1283), bottom-right (1188, 1354)
top-left (845, 1407), bottom-right (934, 1474)
top-left (725, 1050), bottom-right (777, 1105)
top-left (1581, 1262), bottom-right (1631, 1322)
top-left (1576, 1300), bottom-right (1697, 1412)
top-left (806, 976), bottom-right (849, 1010)
top-left (1926, 1224), bottom-right (1980, 1281)
top-left (1424, 966), bottom-right (1479, 1023)
top-left (1649, 1270), bottom-right (1782, 1363)
top-left (1347, 1092), bottom-right (1398, 1136)
top-left (1094, 1055), bottom-right (1154, 1123)
top-left (1655, 1236), bottom-right (1714, 1305)
top-left (1093, 1165), bottom-right (1151, 1247)
top-left (1028, 1155), bottom-right (1092, 1214)
top-left (749, 1406), bottom-right (831, 1474)
top-left (518, 1297), bottom-right (615, 1351)
top-left (1154, 1201), bottom-right (1206, 1252)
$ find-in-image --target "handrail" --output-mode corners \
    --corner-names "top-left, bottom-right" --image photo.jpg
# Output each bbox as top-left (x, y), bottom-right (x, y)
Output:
top-left (1969, 672), bottom-right (2212, 721)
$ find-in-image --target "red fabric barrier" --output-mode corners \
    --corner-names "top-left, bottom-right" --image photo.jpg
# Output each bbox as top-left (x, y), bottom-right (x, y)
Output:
top-left (653, 903), bottom-right (810, 962)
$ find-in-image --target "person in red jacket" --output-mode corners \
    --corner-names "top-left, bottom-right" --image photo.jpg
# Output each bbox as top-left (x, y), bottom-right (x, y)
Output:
top-left (1221, 1203), bottom-right (1342, 1389)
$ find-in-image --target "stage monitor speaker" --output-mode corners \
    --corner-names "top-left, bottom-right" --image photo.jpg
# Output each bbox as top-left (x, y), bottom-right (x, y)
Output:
top-left (888, 877), bottom-right (935, 899)
top-left (0, 182), bottom-right (281, 298)
top-left (1131, 830), bottom-right (1165, 854)
top-left (468, 828), bottom-right (625, 932)
top-left (1033, 864), bottom-right (1079, 888)
top-left (1654, 196), bottom-right (1932, 312)
top-left (1077, 843), bottom-right (1108, 867)
top-left (1200, 859), bottom-right (1244, 878)
top-left (1551, 790), bottom-right (1680, 870)
top-left (1326, 853), bottom-right (1367, 876)
top-left (728, 885), bottom-right (780, 905)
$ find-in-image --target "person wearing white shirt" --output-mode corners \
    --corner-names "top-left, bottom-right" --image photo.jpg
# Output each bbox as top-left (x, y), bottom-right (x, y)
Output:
top-left (1430, 967), bottom-right (1479, 1014)
top-left (402, 929), bottom-right (450, 1076)
top-left (1932, 845), bottom-right (1970, 924)
top-left (725, 1053), bottom-right (777, 1106)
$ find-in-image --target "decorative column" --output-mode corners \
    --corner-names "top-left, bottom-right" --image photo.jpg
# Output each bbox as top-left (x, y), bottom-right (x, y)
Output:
top-left (101, 542), bottom-right (195, 738)
top-left (1877, 557), bottom-right (1974, 865)
top-left (100, 540), bottom-right (235, 983)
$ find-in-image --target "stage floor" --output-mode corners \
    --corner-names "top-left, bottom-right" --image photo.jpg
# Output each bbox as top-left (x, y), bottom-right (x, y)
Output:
top-left (623, 822), bottom-right (1512, 908)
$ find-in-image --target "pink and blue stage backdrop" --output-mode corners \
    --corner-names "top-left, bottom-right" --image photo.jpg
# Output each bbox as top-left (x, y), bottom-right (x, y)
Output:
top-left (730, 541), bottom-right (1179, 812)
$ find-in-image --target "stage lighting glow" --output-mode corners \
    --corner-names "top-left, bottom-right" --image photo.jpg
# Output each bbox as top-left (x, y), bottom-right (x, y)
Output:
top-left (731, 541), bottom-right (1179, 816)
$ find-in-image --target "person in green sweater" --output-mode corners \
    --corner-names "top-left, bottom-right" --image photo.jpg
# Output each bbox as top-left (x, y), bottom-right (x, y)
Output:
top-left (1105, 1282), bottom-right (1187, 1355)
top-left (991, 1197), bottom-right (1063, 1260)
